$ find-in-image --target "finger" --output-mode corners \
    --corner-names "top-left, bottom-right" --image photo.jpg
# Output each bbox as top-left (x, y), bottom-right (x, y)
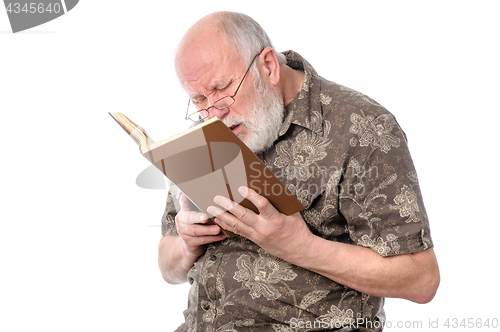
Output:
top-left (212, 195), bottom-right (235, 213)
top-left (238, 186), bottom-right (280, 219)
top-left (213, 195), bottom-right (255, 223)
top-left (179, 194), bottom-right (195, 211)
top-left (177, 195), bottom-right (210, 226)
top-left (177, 222), bottom-right (223, 238)
top-left (176, 210), bottom-right (210, 228)
top-left (212, 215), bottom-right (244, 237)
top-left (208, 204), bottom-right (253, 237)
top-left (212, 217), bottom-right (235, 235)
top-left (181, 230), bottom-right (227, 249)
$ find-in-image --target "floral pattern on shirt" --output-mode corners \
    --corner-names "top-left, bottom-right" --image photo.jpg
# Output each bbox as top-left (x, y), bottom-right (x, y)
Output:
top-left (349, 111), bottom-right (400, 153)
top-left (233, 249), bottom-right (297, 301)
top-left (274, 111), bottom-right (332, 182)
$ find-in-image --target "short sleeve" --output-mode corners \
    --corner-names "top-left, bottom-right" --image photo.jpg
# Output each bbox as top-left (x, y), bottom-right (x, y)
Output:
top-left (160, 182), bottom-right (183, 236)
top-left (339, 113), bottom-right (433, 256)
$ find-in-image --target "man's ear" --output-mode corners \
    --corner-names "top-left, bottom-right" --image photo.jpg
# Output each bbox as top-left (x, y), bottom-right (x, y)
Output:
top-left (257, 47), bottom-right (281, 86)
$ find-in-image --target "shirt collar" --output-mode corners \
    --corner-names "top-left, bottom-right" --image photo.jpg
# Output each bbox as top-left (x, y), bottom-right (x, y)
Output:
top-left (278, 50), bottom-right (321, 137)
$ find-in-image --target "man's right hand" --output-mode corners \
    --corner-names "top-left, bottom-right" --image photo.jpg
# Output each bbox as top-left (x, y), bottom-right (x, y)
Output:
top-left (158, 194), bottom-right (226, 284)
top-left (175, 194), bottom-right (227, 259)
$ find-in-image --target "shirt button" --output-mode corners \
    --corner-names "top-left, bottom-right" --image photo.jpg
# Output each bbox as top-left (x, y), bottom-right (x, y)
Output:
top-left (210, 255), bottom-right (217, 261)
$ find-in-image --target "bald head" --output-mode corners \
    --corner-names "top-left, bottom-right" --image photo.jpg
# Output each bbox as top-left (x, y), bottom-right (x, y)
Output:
top-left (176, 12), bottom-right (225, 57)
top-left (176, 12), bottom-right (285, 73)
top-left (175, 12), bottom-right (237, 83)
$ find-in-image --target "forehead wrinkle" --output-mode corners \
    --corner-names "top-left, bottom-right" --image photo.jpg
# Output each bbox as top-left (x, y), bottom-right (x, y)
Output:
top-left (184, 68), bottom-right (234, 100)
top-left (179, 63), bottom-right (215, 98)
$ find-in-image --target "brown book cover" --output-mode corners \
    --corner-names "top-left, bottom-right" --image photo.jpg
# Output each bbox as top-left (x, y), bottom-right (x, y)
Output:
top-left (109, 112), bottom-right (304, 237)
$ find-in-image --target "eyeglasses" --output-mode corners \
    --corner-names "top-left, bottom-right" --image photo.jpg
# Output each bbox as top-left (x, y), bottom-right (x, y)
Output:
top-left (185, 52), bottom-right (260, 122)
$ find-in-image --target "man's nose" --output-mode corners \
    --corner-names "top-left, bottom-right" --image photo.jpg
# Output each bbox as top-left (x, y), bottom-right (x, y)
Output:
top-left (208, 104), bottom-right (229, 120)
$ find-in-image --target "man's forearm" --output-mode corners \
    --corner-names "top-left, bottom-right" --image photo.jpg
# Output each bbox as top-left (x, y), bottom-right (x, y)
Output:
top-left (158, 235), bottom-right (198, 284)
top-left (290, 235), bottom-right (440, 304)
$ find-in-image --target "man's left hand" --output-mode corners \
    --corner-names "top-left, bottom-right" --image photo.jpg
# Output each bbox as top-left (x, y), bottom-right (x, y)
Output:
top-left (207, 186), bottom-right (313, 261)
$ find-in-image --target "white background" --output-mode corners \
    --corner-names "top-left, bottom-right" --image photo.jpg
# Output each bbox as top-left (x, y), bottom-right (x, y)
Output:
top-left (1, 1), bottom-right (499, 331)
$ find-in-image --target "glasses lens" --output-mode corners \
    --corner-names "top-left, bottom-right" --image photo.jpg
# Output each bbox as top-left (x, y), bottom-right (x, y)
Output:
top-left (186, 96), bottom-right (236, 121)
top-left (188, 111), bottom-right (209, 121)
top-left (213, 96), bottom-right (235, 110)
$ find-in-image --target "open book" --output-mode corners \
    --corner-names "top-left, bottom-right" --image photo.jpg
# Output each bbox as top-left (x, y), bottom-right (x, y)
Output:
top-left (110, 112), bottom-right (304, 237)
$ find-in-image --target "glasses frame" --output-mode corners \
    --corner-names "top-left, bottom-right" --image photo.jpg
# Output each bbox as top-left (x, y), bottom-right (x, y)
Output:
top-left (185, 52), bottom-right (261, 122)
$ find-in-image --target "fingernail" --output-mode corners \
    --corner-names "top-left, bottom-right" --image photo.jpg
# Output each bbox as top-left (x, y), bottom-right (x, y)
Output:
top-left (207, 206), bottom-right (216, 215)
top-left (212, 225), bottom-right (221, 234)
top-left (213, 196), bottom-right (223, 204)
top-left (238, 186), bottom-right (248, 196)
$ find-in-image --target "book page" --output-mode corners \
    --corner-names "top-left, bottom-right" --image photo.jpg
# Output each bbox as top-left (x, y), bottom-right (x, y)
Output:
top-left (143, 124), bottom-right (207, 169)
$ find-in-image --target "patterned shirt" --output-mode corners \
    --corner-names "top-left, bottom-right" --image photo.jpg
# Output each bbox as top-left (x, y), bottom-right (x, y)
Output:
top-left (161, 51), bottom-right (433, 332)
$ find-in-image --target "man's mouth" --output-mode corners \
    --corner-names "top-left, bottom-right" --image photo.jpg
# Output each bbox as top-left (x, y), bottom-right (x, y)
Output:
top-left (228, 123), bottom-right (242, 135)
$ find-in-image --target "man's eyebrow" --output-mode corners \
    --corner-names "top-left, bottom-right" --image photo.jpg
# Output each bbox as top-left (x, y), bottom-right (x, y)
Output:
top-left (188, 79), bottom-right (233, 100)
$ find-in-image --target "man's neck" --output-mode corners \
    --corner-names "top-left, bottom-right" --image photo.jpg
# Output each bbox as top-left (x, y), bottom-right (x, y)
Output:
top-left (279, 65), bottom-right (305, 107)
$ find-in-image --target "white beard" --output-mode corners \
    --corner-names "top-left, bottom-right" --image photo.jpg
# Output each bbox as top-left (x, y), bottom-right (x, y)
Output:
top-left (224, 71), bottom-right (285, 153)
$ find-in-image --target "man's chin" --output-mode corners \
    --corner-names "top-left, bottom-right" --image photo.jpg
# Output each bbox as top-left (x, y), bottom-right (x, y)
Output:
top-left (244, 134), bottom-right (272, 154)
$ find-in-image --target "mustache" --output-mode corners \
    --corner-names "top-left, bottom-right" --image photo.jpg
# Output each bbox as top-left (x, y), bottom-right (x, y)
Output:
top-left (222, 115), bottom-right (246, 128)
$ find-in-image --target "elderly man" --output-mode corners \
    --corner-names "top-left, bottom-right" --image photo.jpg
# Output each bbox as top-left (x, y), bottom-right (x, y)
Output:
top-left (158, 11), bottom-right (439, 332)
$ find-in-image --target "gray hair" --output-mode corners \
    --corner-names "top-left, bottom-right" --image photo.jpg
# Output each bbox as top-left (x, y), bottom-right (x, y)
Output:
top-left (218, 12), bottom-right (287, 70)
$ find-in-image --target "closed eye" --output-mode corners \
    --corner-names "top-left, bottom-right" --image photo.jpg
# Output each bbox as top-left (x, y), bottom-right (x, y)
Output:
top-left (218, 81), bottom-right (233, 93)
top-left (191, 80), bottom-right (232, 107)
top-left (192, 96), bottom-right (207, 106)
